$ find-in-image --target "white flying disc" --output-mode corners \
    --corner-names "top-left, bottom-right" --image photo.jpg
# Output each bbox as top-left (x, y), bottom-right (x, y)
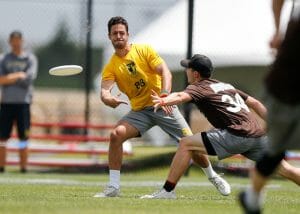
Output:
top-left (49, 65), bottom-right (83, 76)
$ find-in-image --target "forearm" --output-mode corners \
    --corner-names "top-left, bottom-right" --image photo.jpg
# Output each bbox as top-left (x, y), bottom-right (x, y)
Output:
top-left (101, 89), bottom-right (114, 106)
top-left (272, 0), bottom-right (285, 33)
top-left (157, 62), bottom-right (172, 94)
top-left (161, 92), bottom-right (185, 106)
top-left (0, 76), bottom-right (14, 85)
top-left (161, 64), bottom-right (172, 93)
top-left (247, 98), bottom-right (267, 120)
top-left (253, 105), bottom-right (267, 120)
top-left (0, 74), bottom-right (20, 85)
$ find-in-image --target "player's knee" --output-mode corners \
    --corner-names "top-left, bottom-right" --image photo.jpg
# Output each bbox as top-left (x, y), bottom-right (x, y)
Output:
top-left (180, 136), bottom-right (191, 145)
top-left (179, 137), bottom-right (190, 148)
top-left (110, 126), bottom-right (127, 142)
top-left (256, 152), bottom-right (285, 177)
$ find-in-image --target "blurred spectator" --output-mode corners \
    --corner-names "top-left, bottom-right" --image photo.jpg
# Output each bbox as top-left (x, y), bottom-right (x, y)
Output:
top-left (239, 0), bottom-right (300, 213)
top-left (0, 30), bottom-right (38, 173)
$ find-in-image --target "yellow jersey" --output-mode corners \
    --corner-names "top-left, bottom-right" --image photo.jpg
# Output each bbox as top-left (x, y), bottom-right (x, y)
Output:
top-left (102, 44), bottom-right (164, 111)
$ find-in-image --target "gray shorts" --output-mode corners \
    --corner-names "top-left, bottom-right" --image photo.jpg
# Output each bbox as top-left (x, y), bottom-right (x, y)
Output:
top-left (121, 106), bottom-right (192, 142)
top-left (264, 94), bottom-right (300, 155)
top-left (204, 129), bottom-right (268, 161)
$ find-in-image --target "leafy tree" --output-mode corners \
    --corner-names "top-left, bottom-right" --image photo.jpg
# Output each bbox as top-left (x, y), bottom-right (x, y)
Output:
top-left (35, 21), bottom-right (103, 89)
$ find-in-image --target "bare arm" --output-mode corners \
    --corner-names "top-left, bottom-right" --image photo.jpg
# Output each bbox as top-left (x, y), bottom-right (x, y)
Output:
top-left (245, 96), bottom-right (267, 120)
top-left (270, 0), bottom-right (285, 49)
top-left (155, 62), bottom-right (172, 94)
top-left (0, 72), bottom-right (26, 85)
top-left (100, 79), bottom-right (128, 108)
top-left (273, 0), bottom-right (285, 33)
top-left (151, 90), bottom-right (192, 112)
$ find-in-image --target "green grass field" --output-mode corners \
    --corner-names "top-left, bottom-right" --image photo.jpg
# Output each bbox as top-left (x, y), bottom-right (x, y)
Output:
top-left (0, 166), bottom-right (299, 214)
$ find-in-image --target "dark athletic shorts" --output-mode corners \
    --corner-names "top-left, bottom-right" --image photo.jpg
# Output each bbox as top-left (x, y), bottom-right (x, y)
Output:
top-left (0, 104), bottom-right (30, 140)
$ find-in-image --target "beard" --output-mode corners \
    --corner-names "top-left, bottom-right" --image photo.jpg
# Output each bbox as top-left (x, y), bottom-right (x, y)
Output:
top-left (112, 40), bottom-right (127, 49)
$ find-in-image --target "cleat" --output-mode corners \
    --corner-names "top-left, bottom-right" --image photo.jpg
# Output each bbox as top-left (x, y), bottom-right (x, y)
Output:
top-left (238, 191), bottom-right (261, 214)
top-left (93, 185), bottom-right (120, 198)
top-left (209, 174), bottom-right (231, 196)
top-left (140, 188), bottom-right (176, 199)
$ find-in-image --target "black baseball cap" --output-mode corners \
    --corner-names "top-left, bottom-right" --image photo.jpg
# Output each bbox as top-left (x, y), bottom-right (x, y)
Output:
top-left (9, 30), bottom-right (22, 39)
top-left (180, 54), bottom-right (213, 78)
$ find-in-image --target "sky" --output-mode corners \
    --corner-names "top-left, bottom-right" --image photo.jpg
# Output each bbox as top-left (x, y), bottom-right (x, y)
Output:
top-left (0, 0), bottom-right (178, 50)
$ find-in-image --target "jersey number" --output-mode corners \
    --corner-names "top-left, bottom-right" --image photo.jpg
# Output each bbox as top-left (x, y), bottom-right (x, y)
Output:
top-left (135, 79), bottom-right (145, 89)
top-left (221, 93), bottom-right (250, 113)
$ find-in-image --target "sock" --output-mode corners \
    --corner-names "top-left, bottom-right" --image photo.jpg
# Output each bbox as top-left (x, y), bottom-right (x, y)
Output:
top-left (163, 180), bottom-right (176, 192)
top-left (245, 186), bottom-right (263, 211)
top-left (109, 170), bottom-right (120, 189)
top-left (201, 163), bottom-right (218, 178)
top-left (18, 140), bottom-right (28, 149)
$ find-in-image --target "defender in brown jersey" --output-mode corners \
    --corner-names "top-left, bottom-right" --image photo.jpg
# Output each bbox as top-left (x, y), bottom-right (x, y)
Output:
top-left (141, 53), bottom-right (300, 200)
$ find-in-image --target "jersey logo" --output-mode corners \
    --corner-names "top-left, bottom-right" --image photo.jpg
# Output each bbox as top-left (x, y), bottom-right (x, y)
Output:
top-left (126, 62), bottom-right (137, 75)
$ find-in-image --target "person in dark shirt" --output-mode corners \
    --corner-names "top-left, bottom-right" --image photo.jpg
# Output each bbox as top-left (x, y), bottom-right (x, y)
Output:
top-left (239, 0), bottom-right (300, 213)
top-left (141, 54), bottom-right (300, 199)
top-left (0, 31), bottom-right (38, 173)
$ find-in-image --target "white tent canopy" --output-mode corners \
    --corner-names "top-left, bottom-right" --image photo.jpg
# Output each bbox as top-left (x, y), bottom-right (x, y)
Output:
top-left (132, 0), bottom-right (292, 70)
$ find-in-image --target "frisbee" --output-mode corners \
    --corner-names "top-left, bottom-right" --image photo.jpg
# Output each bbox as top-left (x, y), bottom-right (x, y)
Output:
top-left (49, 65), bottom-right (83, 76)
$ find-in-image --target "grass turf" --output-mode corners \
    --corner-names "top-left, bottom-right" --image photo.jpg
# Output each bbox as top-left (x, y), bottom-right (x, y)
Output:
top-left (0, 167), bottom-right (299, 214)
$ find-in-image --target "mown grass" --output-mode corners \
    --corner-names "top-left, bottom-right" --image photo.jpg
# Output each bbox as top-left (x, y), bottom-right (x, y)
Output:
top-left (0, 166), bottom-right (299, 214)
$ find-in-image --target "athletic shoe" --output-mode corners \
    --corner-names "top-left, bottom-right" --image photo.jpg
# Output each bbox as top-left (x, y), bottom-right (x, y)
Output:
top-left (93, 186), bottom-right (120, 198)
top-left (209, 174), bottom-right (231, 196)
top-left (140, 188), bottom-right (176, 199)
top-left (238, 191), bottom-right (261, 214)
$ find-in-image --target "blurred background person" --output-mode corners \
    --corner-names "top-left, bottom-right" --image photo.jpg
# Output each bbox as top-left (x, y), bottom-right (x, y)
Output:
top-left (239, 0), bottom-right (300, 213)
top-left (0, 30), bottom-right (38, 173)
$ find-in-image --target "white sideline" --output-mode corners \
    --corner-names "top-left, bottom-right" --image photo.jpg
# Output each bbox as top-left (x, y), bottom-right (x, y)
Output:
top-left (0, 177), bottom-right (281, 189)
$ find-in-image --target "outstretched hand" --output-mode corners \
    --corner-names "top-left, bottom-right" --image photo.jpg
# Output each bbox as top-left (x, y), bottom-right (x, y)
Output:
top-left (151, 90), bottom-right (173, 115)
top-left (151, 90), bottom-right (161, 112)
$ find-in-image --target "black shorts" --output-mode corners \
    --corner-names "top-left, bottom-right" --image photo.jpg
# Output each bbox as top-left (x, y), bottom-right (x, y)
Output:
top-left (0, 104), bottom-right (31, 140)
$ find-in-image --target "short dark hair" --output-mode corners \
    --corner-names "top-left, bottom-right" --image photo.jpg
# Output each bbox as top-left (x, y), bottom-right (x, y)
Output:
top-left (107, 16), bottom-right (129, 34)
top-left (9, 30), bottom-right (22, 39)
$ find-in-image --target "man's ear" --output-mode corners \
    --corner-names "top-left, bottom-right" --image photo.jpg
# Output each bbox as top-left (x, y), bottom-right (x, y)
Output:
top-left (193, 71), bottom-right (199, 78)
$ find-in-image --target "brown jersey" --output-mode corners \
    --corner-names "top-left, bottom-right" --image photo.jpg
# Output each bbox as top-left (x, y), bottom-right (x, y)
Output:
top-left (184, 79), bottom-right (265, 137)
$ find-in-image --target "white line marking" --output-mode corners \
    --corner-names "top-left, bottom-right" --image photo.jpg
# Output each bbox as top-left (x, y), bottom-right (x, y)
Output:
top-left (0, 177), bottom-right (281, 189)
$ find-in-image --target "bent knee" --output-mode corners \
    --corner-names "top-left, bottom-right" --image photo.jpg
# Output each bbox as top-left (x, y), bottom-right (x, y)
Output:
top-left (179, 137), bottom-right (197, 150)
top-left (179, 136), bottom-right (191, 146)
top-left (110, 125), bottom-right (130, 142)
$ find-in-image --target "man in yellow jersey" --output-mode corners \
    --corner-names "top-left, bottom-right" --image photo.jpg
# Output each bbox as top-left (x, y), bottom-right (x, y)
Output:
top-left (93, 16), bottom-right (230, 198)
